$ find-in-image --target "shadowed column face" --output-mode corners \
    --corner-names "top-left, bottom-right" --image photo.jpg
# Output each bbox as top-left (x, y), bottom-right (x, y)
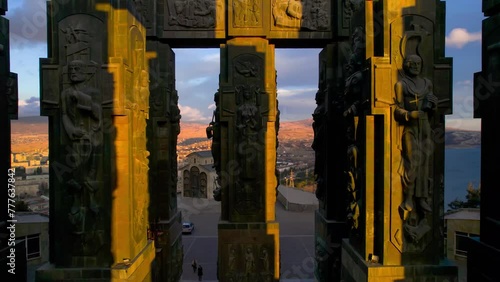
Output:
top-left (38, 3), bottom-right (157, 281)
top-left (217, 37), bottom-right (280, 282)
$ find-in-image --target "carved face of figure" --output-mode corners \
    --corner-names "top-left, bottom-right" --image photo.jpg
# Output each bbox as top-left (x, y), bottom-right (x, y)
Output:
top-left (404, 55), bottom-right (422, 76)
top-left (68, 60), bottom-right (86, 83)
top-left (243, 88), bottom-right (252, 100)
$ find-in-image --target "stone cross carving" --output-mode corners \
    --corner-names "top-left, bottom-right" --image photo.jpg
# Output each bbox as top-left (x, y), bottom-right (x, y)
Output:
top-left (394, 54), bottom-right (436, 242)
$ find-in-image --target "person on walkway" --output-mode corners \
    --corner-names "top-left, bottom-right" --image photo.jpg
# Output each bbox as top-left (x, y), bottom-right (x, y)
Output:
top-left (197, 265), bottom-right (203, 281)
top-left (191, 258), bottom-right (197, 273)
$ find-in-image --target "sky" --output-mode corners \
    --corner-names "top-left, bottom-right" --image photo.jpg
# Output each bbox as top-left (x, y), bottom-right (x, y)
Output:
top-left (5, 0), bottom-right (484, 130)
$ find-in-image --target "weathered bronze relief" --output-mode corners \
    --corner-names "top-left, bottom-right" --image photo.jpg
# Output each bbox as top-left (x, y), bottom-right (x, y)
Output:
top-left (58, 17), bottom-right (107, 256)
top-left (167, 0), bottom-right (218, 28)
top-left (271, 0), bottom-right (329, 30)
top-left (233, 0), bottom-right (261, 27)
top-left (224, 244), bottom-right (273, 281)
top-left (393, 22), bottom-right (437, 251)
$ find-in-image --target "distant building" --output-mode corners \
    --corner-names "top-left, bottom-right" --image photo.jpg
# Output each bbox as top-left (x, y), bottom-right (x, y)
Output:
top-left (444, 208), bottom-right (480, 262)
top-left (16, 212), bottom-right (50, 266)
top-left (179, 150), bottom-right (216, 199)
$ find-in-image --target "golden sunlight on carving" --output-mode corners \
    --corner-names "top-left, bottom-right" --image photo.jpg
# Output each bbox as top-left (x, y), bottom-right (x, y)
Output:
top-left (95, 4), bottom-right (157, 281)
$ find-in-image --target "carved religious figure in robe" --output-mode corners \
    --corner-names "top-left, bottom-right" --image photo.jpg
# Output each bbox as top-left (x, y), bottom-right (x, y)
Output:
top-left (236, 85), bottom-right (262, 181)
top-left (394, 54), bottom-right (437, 215)
top-left (61, 59), bottom-right (102, 234)
top-left (312, 89), bottom-right (326, 200)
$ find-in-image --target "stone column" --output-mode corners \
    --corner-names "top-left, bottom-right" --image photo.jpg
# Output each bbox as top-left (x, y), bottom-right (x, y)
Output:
top-left (340, 1), bottom-right (458, 281)
top-left (217, 37), bottom-right (279, 282)
top-left (0, 0), bottom-right (21, 279)
top-left (37, 1), bottom-right (154, 281)
top-left (469, 1), bottom-right (500, 280)
top-left (313, 43), bottom-right (351, 282)
top-left (146, 40), bottom-right (183, 282)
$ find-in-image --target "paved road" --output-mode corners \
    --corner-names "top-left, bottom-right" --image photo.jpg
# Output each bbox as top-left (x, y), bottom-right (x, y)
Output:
top-left (178, 197), bottom-right (316, 281)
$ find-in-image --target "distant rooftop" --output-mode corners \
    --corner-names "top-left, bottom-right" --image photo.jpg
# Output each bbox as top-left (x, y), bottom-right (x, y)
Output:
top-left (444, 208), bottom-right (480, 220)
top-left (16, 212), bottom-right (49, 223)
top-left (189, 150), bottom-right (213, 158)
top-left (201, 164), bottom-right (215, 172)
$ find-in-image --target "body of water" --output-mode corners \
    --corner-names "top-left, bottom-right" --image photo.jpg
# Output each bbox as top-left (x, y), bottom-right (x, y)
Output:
top-left (444, 147), bottom-right (481, 209)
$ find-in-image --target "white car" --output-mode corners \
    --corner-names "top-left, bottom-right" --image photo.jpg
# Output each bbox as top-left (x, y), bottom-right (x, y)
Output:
top-left (182, 222), bottom-right (194, 234)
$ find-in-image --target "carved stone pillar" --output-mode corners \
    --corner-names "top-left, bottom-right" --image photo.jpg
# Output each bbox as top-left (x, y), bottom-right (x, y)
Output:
top-left (0, 1), bottom-right (21, 279)
top-left (340, 1), bottom-right (458, 281)
top-left (217, 37), bottom-right (279, 282)
top-left (314, 43), bottom-right (351, 282)
top-left (36, 1), bottom-right (154, 281)
top-left (146, 40), bottom-right (183, 282)
top-left (469, 1), bottom-right (500, 280)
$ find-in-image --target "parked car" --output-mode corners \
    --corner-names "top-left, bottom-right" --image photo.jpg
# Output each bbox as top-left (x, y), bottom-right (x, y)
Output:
top-left (182, 222), bottom-right (194, 234)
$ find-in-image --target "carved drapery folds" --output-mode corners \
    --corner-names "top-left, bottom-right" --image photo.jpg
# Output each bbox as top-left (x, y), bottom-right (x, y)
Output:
top-left (235, 82), bottom-right (263, 213)
top-left (233, 0), bottom-right (261, 27)
top-left (230, 53), bottom-right (266, 217)
top-left (387, 14), bottom-right (447, 256)
top-left (58, 17), bottom-right (107, 257)
top-left (343, 26), bottom-right (367, 232)
top-left (224, 244), bottom-right (273, 281)
top-left (394, 25), bottom-right (436, 247)
top-left (208, 89), bottom-right (222, 201)
top-left (167, 0), bottom-right (219, 28)
top-left (272, 0), bottom-right (329, 30)
top-left (312, 88), bottom-right (326, 200)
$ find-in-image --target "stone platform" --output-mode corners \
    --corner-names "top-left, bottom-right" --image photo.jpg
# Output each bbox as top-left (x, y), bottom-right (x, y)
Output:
top-left (341, 239), bottom-right (458, 282)
top-left (277, 185), bottom-right (319, 212)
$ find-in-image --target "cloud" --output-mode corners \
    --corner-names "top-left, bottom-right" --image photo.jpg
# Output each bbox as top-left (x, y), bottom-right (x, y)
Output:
top-left (276, 49), bottom-right (320, 88)
top-left (445, 118), bottom-right (481, 131)
top-left (18, 97), bottom-right (40, 117)
top-left (178, 104), bottom-right (211, 122)
top-left (456, 80), bottom-right (472, 86)
top-left (445, 28), bottom-right (481, 49)
top-left (6, 0), bottom-right (47, 49)
top-left (278, 87), bottom-right (318, 98)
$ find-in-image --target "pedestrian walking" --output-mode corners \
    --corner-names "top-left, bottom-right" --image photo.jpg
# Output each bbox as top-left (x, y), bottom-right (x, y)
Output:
top-left (197, 265), bottom-right (203, 281)
top-left (191, 258), bottom-right (197, 273)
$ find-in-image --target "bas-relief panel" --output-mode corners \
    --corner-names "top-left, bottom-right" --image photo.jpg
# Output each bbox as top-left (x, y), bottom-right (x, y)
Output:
top-left (223, 244), bottom-right (273, 282)
top-left (230, 53), bottom-right (266, 218)
top-left (51, 14), bottom-right (111, 259)
top-left (126, 26), bottom-right (150, 245)
top-left (390, 16), bottom-right (440, 254)
top-left (232, 0), bottom-right (262, 28)
top-left (271, 0), bottom-right (330, 31)
top-left (165, 0), bottom-right (224, 30)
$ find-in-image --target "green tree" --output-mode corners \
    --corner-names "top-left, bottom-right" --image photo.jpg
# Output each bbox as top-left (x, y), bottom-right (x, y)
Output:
top-left (448, 182), bottom-right (480, 210)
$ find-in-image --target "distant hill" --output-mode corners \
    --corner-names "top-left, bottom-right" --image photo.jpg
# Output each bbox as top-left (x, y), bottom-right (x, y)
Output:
top-left (179, 119), bottom-right (315, 142)
top-left (11, 116), bottom-right (49, 153)
top-left (9, 116), bottom-right (481, 153)
top-left (11, 116), bottom-right (48, 135)
top-left (445, 129), bottom-right (481, 148)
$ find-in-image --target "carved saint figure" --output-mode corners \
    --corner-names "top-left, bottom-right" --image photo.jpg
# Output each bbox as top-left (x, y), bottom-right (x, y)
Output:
top-left (207, 90), bottom-right (222, 200)
top-left (170, 0), bottom-right (216, 27)
top-left (394, 54), bottom-right (437, 214)
top-left (236, 85), bottom-right (261, 180)
top-left (312, 89), bottom-right (326, 199)
top-left (233, 0), bottom-right (260, 26)
top-left (260, 247), bottom-right (269, 272)
top-left (228, 246), bottom-right (237, 271)
top-left (245, 247), bottom-right (255, 274)
top-left (61, 59), bottom-right (102, 234)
